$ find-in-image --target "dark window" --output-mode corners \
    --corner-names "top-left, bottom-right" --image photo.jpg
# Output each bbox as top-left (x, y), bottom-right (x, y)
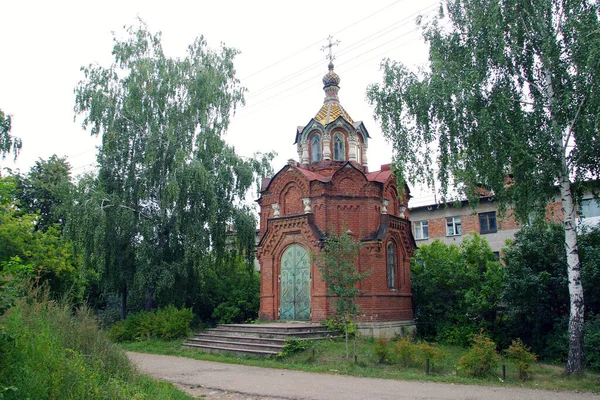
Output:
top-left (493, 251), bottom-right (500, 261)
top-left (310, 134), bottom-right (321, 162)
top-left (387, 243), bottom-right (396, 289)
top-left (333, 133), bottom-right (345, 161)
top-left (479, 212), bottom-right (497, 234)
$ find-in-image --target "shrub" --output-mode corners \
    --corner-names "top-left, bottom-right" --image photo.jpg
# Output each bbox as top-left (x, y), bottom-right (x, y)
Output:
top-left (458, 333), bottom-right (501, 377)
top-left (585, 314), bottom-right (600, 370)
top-left (374, 338), bottom-right (392, 364)
top-left (109, 306), bottom-right (193, 342)
top-left (394, 336), bottom-right (417, 367)
top-left (0, 288), bottom-right (190, 399)
top-left (278, 338), bottom-right (309, 358)
top-left (415, 341), bottom-right (445, 369)
top-left (504, 339), bottom-right (537, 381)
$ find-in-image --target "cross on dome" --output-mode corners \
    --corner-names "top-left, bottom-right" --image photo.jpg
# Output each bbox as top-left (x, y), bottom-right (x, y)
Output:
top-left (321, 35), bottom-right (340, 64)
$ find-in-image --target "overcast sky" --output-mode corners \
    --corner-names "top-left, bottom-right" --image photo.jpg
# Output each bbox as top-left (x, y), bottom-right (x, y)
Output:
top-left (0, 0), bottom-right (440, 205)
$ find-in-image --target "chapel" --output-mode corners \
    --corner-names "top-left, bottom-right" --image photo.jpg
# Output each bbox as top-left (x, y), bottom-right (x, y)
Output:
top-left (256, 59), bottom-right (416, 337)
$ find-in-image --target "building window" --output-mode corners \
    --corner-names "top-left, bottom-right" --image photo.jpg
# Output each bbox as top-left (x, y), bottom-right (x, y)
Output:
top-left (493, 251), bottom-right (500, 261)
top-left (413, 220), bottom-right (429, 240)
top-left (446, 216), bottom-right (462, 236)
top-left (387, 242), bottom-right (396, 289)
top-left (310, 134), bottom-right (321, 163)
top-left (333, 133), bottom-right (345, 161)
top-left (479, 211), bottom-right (497, 234)
top-left (580, 198), bottom-right (600, 218)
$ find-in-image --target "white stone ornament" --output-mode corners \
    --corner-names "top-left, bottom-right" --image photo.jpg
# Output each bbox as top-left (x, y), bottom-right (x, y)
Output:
top-left (302, 198), bottom-right (312, 213)
top-left (272, 203), bottom-right (280, 217)
top-left (382, 199), bottom-right (389, 214)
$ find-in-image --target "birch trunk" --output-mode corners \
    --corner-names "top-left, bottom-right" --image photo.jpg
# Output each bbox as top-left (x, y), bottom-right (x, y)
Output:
top-left (560, 172), bottom-right (585, 374)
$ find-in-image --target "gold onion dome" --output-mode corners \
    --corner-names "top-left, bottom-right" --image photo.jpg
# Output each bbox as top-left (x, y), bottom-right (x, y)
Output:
top-left (315, 62), bottom-right (353, 125)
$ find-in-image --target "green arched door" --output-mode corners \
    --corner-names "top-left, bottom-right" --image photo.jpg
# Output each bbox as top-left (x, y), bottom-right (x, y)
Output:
top-left (280, 244), bottom-right (311, 320)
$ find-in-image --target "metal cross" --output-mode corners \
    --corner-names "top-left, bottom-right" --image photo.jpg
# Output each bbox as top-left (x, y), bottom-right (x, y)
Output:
top-left (321, 35), bottom-right (340, 62)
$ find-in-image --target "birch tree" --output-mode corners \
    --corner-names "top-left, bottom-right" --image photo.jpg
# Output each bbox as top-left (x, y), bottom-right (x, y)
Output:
top-left (0, 109), bottom-right (21, 160)
top-left (73, 19), bottom-right (272, 318)
top-left (367, 0), bottom-right (600, 374)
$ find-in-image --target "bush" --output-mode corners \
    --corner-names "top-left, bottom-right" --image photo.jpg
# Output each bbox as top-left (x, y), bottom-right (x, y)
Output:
top-left (414, 341), bottom-right (445, 370)
top-left (394, 336), bottom-right (417, 367)
top-left (504, 339), bottom-right (537, 381)
top-left (458, 333), bottom-right (501, 377)
top-left (0, 287), bottom-right (190, 399)
top-left (374, 338), bottom-right (392, 364)
top-left (109, 306), bottom-right (193, 342)
top-left (585, 314), bottom-right (600, 370)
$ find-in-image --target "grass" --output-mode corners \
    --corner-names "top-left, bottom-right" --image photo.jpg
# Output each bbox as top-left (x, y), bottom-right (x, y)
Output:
top-left (120, 336), bottom-right (600, 394)
top-left (0, 288), bottom-right (192, 400)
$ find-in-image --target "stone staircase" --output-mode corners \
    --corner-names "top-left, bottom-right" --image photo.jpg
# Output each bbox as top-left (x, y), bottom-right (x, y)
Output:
top-left (182, 323), bottom-right (337, 357)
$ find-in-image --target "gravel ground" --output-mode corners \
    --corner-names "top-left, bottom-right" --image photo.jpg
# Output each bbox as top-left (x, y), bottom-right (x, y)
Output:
top-left (127, 351), bottom-right (599, 400)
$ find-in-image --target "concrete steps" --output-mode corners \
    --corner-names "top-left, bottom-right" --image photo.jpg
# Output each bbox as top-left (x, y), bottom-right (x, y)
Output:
top-left (182, 323), bottom-right (337, 357)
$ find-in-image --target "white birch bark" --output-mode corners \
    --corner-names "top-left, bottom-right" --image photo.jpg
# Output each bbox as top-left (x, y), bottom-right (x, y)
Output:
top-left (560, 172), bottom-right (585, 374)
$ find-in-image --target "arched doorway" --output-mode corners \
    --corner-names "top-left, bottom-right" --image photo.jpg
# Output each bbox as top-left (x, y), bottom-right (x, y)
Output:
top-left (280, 244), bottom-right (311, 320)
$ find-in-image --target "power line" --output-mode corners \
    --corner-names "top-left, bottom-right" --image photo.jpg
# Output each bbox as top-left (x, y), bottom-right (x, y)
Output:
top-left (242, 2), bottom-right (437, 108)
top-left (240, 0), bottom-right (407, 82)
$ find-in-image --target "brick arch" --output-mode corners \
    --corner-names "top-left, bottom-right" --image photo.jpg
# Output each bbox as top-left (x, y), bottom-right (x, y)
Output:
top-left (280, 183), bottom-right (304, 216)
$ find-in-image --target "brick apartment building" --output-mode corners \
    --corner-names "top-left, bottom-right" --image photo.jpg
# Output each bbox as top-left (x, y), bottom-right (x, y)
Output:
top-left (409, 194), bottom-right (600, 257)
top-left (256, 62), bottom-right (416, 337)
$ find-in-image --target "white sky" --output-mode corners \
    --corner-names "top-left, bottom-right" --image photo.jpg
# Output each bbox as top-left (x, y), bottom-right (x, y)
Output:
top-left (0, 0), bottom-right (440, 205)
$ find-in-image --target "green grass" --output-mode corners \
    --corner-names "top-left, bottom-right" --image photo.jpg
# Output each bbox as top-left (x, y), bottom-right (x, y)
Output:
top-left (120, 337), bottom-right (600, 394)
top-left (0, 289), bottom-right (191, 400)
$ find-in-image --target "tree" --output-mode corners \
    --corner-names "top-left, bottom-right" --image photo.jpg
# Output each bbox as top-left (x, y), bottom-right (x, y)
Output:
top-left (503, 222), bottom-right (600, 361)
top-left (72, 19), bottom-right (272, 319)
top-left (367, 0), bottom-right (600, 374)
top-left (0, 176), bottom-right (81, 299)
top-left (411, 234), bottom-right (504, 346)
top-left (315, 229), bottom-right (370, 359)
top-left (0, 109), bottom-right (21, 160)
top-left (17, 155), bottom-right (73, 232)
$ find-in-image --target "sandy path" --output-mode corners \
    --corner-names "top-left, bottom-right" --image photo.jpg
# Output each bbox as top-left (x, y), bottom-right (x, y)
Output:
top-left (127, 351), bottom-right (599, 400)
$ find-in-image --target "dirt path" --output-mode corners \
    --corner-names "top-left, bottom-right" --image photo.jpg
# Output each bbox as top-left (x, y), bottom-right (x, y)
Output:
top-left (127, 352), bottom-right (598, 400)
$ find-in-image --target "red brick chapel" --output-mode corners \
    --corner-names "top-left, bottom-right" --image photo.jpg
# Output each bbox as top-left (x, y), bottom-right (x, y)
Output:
top-left (256, 59), bottom-right (416, 337)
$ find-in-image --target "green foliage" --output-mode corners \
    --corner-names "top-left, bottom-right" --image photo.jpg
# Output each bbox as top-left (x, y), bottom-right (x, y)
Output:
top-left (394, 336), bottom-right (417, 367)
top-left (584, 314), bottom-right (600, 370)
top-left (374, 338), bottom-right (392, 364)
top-left (16, 155), bottom-right (73, 232)
top-left (411, 234), bottom-right (504, 346)
top-left (0, 109), bottom-right (21, 160)
top-left (0, 176), bottom-right (83, 301)
top-left (109, 306), bottom-right (193, 342)
top-left (71, 19), bottom-right (273, 318)
top-left (0, 289), bottom-right (190, 399)
top-left (458, 333), bottom-right (501, 378)
top-left (368, 0), bottom-right (600, 373)
top-left (0, 258), bottom-right (32, 316)
top-left (315, 229), bottom-right (370, 358)
top-left (321, 316), bottom-right (356, 336)
top-left (209, 256), bottom-right (260, 324)
top-left (278, 338), bottom-right (310, 358)
top-left (504, 339), bottom-right (537, 381)
top-left (502, 223), bottom-right (600, 361)
top-left (414, 341), bottom-right (445, 369)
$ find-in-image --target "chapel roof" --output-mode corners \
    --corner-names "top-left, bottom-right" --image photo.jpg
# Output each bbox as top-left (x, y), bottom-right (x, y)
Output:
top-left (314, 62), bottom-right (354, 125)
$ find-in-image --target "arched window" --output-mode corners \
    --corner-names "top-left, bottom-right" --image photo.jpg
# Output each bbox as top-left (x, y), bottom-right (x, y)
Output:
top-left (311, 134), bottom-right (321, 163)
top-left (387, 242), bottom-right (396, 289)
top-left (333, 133), bottom-right (345, 161)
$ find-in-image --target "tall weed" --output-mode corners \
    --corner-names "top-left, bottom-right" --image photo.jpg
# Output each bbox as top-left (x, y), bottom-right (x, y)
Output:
top-left (0, 286), bottom-right (189, 399)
